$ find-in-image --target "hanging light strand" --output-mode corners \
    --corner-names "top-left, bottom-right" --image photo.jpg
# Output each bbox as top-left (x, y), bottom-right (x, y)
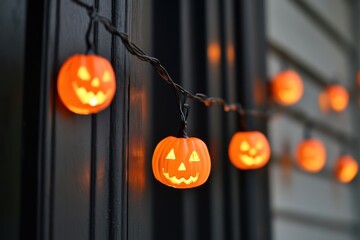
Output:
top-left (71, 0), bottom-right (271, 119)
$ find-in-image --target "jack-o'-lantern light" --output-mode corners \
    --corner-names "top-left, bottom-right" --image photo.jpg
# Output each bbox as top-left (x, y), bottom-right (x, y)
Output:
top-left (228, 131), bottom-right (271, 170)
top-left (152, 136), bottom-right (211, 189)
top-left (57, 54), bottom-right (116, 114)
top-left (152, 99), bottom-right (211, 189)
top-left (296, 139), bottom-right (326, 173)
top-left (324, 84), bottom-right (349, 112)
top-left (334, 155), bottom-right (358, 183)
top-left (271, 70), bottom-right (304, 106)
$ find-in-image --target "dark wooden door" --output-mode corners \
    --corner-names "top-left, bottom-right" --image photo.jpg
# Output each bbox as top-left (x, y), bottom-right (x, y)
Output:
top-left (18, 0), bottom-right (271, 240)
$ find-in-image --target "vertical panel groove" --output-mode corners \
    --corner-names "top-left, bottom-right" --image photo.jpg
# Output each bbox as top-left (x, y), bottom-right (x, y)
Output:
top-left (123, 3), bottom-right (129, 239)
top-left (109, 0), bottom-right (129, 239)
top-left (38, 0), bottom-right (52, 238)
top-left (124, 64), bottom-right (130, 240)
top-left (89, 0), bottom-right (99, 238)
top-left (217, 0), bottom-right (233, 239)
top-left (90, 115), bottom-right (98, 240)
top-left (108, 0), bottom-right (117, 236)
top-left (48, 0), bottom-right (61, 239)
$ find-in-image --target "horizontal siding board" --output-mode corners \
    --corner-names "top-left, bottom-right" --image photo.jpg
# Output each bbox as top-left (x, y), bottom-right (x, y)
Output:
top-left (297, 0), bottom-right (354, 47)
top-left (270, 164), bottom-right (359, 224)
top-left (290, 0), bottom-right (355, 54)
top-left (274, 208), bottom-right (357, 233)
top-left (267, 0), bottom-right (350, 83)
top-left (273, 216), bottom-right (355, 240)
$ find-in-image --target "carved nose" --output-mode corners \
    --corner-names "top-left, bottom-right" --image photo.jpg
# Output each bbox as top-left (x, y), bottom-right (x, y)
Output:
top-left (249, 148), bottom-right (256, 156)
top-left (91, 77), bottom-right (100, 87)
top-left (178, 162), bottom-right (186, 171)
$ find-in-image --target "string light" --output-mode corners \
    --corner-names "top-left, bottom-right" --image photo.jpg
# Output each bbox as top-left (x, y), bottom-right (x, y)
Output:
top-left (69, 0), bottom-right (271, 118)
top-left (66, 0), bottom-right (357, 188)
top-left (67, 0), bottom-right (272, 189)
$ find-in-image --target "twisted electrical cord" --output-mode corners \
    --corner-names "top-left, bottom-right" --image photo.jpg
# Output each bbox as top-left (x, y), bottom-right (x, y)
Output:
top-left (72, 0), bottom-right (271, 121)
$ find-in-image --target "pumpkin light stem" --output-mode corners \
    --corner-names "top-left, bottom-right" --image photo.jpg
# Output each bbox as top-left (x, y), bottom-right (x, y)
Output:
top-left (177, 120), bottom-right (188, 138)
top-left (177, 102), bottom-right (190, 138)
top-left (85, 6), bottom-right (97, 54)
top-left (175, 90), bottom-right (190, 138)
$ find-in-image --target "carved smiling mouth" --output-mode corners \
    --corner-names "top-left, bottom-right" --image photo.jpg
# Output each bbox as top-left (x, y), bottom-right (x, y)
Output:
top-left (240, 155), bottom-right (265, 166)
top-left (72, 82), bottom-right (109, 106)
top-left (162, 168), bottom-right (199, 185)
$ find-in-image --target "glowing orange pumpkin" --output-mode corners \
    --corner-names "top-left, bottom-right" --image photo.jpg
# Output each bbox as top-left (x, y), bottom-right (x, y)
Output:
top-left (57, 54), bottom-right (116, 114)
top-left (325, 84), bottom-right (349, 112)
top-left (296, 139), bottom-right (326, 173)
top-left (334, 155), bottom-right (358, 183)
top-left (152, 136), bottom-right (211, 189)
top-left (271, 70), bottom-right (303, 106)
top-left (228, 131), bottom-right (271, 170)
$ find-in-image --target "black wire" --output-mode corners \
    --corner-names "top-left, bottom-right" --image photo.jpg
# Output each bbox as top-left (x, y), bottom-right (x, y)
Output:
top-left (71, 0), bottom-right (272, 120)
top-left (85, 15), bottom-right (94, 53)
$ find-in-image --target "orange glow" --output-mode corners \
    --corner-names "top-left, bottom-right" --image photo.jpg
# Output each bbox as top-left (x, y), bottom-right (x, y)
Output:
top-left (279, 142), bottom-right (293, 184)
top-left (324, 84), bottom-right (349, 112)
top-left (318, 91), bottom-right (330, 113)
top-left (227, 44), bottom-right (235, 64)
top-left (152, 136), bottom-right (211, 189)
top-left (129, 142), bottom-right (146, 192)
top-left (334, 155), bottom-right (358, 183)
top-left (253, 79), bottom-right (266, 104)
top-left (271, 70), bottom-right (304, 106)
top-left (357, 70), bottom-right (360, 86)
top-left (228, 131), bottom-right (271, 170)
top-left (79, 159), bottom-right (105, 190)
top-left (57, 54), bottom-right (116, 114)
top-left (207, 42), bottom-right (221, 65)
top-left (296, 139), bottom-right (326, 173)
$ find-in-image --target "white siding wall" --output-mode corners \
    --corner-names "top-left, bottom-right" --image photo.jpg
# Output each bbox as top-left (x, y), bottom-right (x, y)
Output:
top-left (267, 1), bottom-right (360, 239)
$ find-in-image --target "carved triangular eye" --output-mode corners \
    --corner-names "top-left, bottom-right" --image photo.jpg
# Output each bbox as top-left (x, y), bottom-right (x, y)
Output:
top-left (240, 141), bottom-right (250, 151)
top-left (256, 142), bottom-right (263, 149)
top-left (102, 70), bottom-right (111, 82)
top-left (189, 151), bottom-right (200, 162)
top-left (77, 66), bottom-right (91, 81)
top-left (166, 148), bottom-right (176, 160)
